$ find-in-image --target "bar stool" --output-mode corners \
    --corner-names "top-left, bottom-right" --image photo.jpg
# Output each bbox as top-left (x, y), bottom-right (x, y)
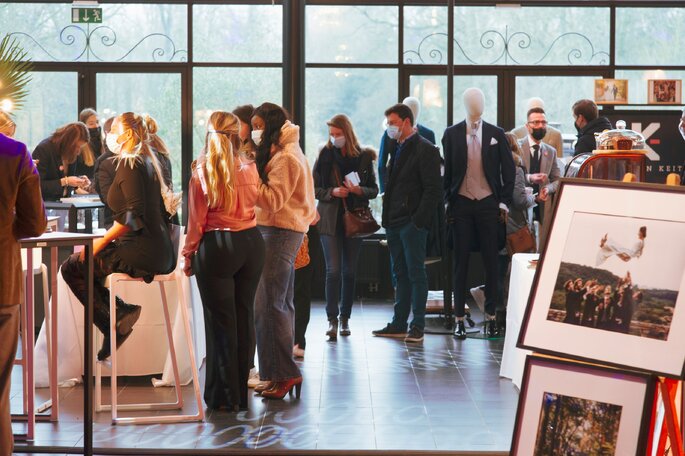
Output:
top-left (95, 231), bottom-right (204, 425)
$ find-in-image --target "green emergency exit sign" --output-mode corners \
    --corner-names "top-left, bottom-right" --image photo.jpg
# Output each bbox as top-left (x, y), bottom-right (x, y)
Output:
top-left (71, 7), bottom-right (103, 24)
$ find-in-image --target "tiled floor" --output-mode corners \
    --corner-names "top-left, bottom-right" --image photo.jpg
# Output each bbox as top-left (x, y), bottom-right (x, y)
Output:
top-left (12, 302), bottom-right (518, 453)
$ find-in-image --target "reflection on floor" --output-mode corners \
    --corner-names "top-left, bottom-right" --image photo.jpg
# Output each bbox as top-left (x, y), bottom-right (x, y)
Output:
top-left (12, 302), bottom-right (518, 453)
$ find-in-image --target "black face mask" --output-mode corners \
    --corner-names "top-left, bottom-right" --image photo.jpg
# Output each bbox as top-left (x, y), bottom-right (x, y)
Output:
top-left (531, 128), bottom-right (546, 141)
top-left (89, 127), bottom-right (101, 138)
top-left (574, 121), bottom-right (582, 133)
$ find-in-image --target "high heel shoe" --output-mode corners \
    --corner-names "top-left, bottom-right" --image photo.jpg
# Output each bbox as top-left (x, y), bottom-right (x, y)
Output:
top-left (254, 381), bottom-right (274, 394)
top-left (261, 377), bottom-right (302, 400)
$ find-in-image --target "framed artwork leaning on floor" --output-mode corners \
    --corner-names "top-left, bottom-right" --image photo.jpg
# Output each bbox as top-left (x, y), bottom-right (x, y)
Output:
top-left (510, 356), bottom-right (656, 456)
top-left (518, 179), bottom-right (685, 378)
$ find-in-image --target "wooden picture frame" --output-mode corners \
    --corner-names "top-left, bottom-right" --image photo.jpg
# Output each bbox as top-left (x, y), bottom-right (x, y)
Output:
top-left (648, 79), bottom-right (682, 105)
top-left (511, 355), bottom-right (656, 455)
top-left (595, 79), bottom-right (629, 105)
top-left (518, 179), bottom-right (685, 378)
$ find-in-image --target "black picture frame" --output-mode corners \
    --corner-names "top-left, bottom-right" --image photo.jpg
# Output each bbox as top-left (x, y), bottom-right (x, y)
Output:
top-left (510, 355), bottom-right (656, 456)
top-left (518, 179), bottom-right (685, 379)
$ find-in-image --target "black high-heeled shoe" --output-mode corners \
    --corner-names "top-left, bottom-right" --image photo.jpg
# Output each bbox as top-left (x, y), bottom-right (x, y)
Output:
top-left (97, 328), bottom-right (134, 361)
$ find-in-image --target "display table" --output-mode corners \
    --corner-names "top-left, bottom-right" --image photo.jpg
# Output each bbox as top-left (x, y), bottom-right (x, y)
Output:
top-left (34, 267), bottom-right (206, 388)
top-left (499, 253), bottom-right (539, 389)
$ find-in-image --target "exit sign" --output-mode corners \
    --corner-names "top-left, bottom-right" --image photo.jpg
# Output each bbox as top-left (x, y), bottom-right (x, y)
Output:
top-left (71, 7), bottom-right (102, 23)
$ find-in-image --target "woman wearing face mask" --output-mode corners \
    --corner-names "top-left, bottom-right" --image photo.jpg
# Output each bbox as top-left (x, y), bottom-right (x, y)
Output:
top-left (182, 111), bottom-right (264, 411)
top-left (32, 122), bottom-right (91, 201)
top-left (76, 108), bottom-right (100, 180)
top-left (61, 112), bottom-right (175, 361)
top-left (312, 114), bottom-right (378, 340)
top-left (251, 102), bottom-right (316, 400)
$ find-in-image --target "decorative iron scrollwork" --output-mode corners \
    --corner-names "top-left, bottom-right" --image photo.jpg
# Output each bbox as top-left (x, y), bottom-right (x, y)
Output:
top-left (7, 25), bottom-right (187, 62)
top-left (404, 26), bottom-right (609, 65)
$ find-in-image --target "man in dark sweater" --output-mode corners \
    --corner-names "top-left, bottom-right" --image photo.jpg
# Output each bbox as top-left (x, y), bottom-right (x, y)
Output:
top-left (372, 104), bottom-right (442, 343)
top-left (572, 99), bottom-right (612, 156)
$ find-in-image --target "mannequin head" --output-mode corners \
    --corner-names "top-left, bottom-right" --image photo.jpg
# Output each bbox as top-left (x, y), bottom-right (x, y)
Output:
top-left (679, 107), bottom-right (685, 141)
top-left (526, 97), bottom-right (545, 111)
top-left (402, 96), bottom-right (420, 126)
top-left (463, 88), bottom-right (485, 122)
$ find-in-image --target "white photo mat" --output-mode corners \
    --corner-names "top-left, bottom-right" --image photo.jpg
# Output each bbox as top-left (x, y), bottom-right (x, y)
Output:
top-left (519, 181), bottom-right (685, 378)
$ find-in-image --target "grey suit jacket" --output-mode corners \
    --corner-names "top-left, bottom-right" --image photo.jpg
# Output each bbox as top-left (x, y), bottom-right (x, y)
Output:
top-left (512, 125), bottom-right (564, 158)
top-left (518, 137), bottom-right (560, 195)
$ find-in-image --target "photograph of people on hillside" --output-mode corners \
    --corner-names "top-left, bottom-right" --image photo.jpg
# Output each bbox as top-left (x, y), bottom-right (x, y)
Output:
top-left (546, 212), bottom-right (683, 341)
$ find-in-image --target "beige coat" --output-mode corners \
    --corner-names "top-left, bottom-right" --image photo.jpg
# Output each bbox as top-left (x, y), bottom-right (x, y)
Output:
top-left (0, 134), bottom-right (47, 306)
top-left (256, 121), bottom-right (316, 233)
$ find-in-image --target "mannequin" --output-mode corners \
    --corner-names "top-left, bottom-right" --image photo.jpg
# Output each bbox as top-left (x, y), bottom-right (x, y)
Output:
top-left (442, 88), bottom-right (515, 340)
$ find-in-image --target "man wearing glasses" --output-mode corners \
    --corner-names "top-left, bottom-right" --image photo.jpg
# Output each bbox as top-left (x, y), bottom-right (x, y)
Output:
top-left (519, 107), bottom-right (560, 223)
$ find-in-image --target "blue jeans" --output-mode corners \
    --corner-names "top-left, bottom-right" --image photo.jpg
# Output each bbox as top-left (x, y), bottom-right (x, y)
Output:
top-left (386, 222), bottom-right (429, 331)
top-left (320, 234), bottom-right (362, 320)
top-left (254, 226), bottom-right (304, 382)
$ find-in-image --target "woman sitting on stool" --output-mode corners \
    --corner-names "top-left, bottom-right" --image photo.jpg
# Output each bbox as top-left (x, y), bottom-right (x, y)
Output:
top-left (61, 112), bottom-right (175, 361)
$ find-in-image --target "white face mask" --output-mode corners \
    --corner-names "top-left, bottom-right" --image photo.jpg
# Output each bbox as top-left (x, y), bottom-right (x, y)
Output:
top-left (106, 132), bottom-right (122, 155)
top-left (386, 125), bottom-right (401, 140)
top-left (679, 120), bottom-right (685, 141)
top-left (251, 129), bottom-right (264, 146)
top-left (330, 135), bottom-right (346, 149)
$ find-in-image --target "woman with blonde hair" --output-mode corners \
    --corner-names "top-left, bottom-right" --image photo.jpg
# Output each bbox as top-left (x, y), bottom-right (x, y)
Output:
top-left (61, 112), bottom-right (175, 361)
top-left (313, 114), bottom-right (378, 339)
top-left (32, 122), bottom-right (92, 201)
top-left (182, 111), bottom-right (264, 411)
top-left (143, 114), bottom-right (179, 223)
top-left (0, 110), bottom-right (17, 137)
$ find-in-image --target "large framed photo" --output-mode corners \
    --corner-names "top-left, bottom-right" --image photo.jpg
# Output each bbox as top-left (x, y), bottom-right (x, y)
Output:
top-left (594, 79), bottom-right (629, 105)
top-left (518, 179), bottom-right (685, 378)
top-left (648, 79), bottom-right (682, 105)
top-left (511, 356), bottom-right (656, 455)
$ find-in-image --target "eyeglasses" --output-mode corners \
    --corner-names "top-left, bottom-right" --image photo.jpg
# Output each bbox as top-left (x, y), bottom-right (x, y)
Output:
top-left (528, 120), bottom-right (548, 126)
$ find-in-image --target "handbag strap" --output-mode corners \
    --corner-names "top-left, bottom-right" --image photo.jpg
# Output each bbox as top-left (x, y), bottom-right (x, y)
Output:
top-left (333, 166), bottom-right (350, 212)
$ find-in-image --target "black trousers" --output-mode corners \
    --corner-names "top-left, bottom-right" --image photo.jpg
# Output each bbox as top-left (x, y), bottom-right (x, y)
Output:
top-left (293, 224), bottom-right (321, 350)
top-left (450, 195), bottom-right (500, 317)
top-left (193, 228), bottom-right (264, 410)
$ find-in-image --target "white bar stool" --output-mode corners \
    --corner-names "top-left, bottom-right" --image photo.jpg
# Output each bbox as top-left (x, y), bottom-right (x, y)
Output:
top-left (94, 231), bottom-right (204, 425)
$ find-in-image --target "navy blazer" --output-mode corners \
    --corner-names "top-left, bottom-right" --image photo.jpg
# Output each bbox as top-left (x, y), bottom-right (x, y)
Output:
top-left (442, 120), bottom-right (515, 208)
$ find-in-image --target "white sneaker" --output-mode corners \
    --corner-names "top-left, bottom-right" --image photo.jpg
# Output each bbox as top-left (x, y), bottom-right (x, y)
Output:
top-left (247, 368), bottom-right (260, 388)
top-left (470, 286), bottom-right (486, 313)
top-left (293, 344), bottom-right (305, 359)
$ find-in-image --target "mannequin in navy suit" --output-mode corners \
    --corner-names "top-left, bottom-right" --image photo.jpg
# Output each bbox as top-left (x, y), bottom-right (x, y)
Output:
top-left (442, 88), bottom-right (515, 339)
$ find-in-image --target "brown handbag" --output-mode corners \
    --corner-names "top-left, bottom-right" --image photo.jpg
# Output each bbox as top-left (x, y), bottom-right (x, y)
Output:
top-left (334, 168), bottom-right (380, 238)
top-left (506, 224), bottom-right (536, 256)
top-left (294, 234), bottom-right (310, 269)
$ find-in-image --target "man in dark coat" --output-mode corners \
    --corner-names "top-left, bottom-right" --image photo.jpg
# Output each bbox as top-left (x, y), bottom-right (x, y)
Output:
top-left (0, 129), bottom-right (47, 455)
top-left (572, 99), bottom-right (612, 156)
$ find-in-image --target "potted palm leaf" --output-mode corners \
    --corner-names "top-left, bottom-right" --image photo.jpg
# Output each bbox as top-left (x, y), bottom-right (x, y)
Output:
top-left (0, 34), bottom-right (33, 112)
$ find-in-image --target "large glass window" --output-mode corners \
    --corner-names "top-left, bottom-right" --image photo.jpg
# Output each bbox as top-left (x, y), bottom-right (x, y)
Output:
top-left (192, 67), bottom-right (283, 153)
top-left (306, 5), bottom-right (398, 64)
top-left (409, 75), bottom-right (447, 141)
top-left (97, 73), bottom-right (183, 191)
top-left (13, 71), bottom-right (78, 152)
top-left (193, 4), bottom-right (282, 63)
top-left (453, 7), bottom-right (610, 66)
top-left (616, 8), bottom-right (685, 66)
top-left (1, 3), bottom-right (187, 62)
top-left (404, 6), bottom-right (448, 65)
top-left (515, 75), bottom-right (601, 138)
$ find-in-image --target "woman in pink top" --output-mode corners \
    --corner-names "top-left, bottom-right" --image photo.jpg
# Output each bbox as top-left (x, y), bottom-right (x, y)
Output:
top-left (182, 111), bottom-right (265, 411)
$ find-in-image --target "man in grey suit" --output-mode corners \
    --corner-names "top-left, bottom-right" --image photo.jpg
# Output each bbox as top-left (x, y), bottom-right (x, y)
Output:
top-left (511, 97), bottom-right (564, 157)
top-left (518, 107), bottom-right (560, 223)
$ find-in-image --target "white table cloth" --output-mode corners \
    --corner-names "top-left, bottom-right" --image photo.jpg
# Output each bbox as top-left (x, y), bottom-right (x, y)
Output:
top-left (34, 268), bottom-right (206, 388)
top-left (500, 253), bottom-right (539, 389)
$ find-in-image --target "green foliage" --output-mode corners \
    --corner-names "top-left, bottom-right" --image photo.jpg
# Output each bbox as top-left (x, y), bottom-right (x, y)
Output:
top-left (0, 34), bottom-right (33, 111)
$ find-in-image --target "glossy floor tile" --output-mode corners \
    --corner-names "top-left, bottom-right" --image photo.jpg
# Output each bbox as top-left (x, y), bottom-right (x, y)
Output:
top-left (12, 301), bottom-right (518, 453)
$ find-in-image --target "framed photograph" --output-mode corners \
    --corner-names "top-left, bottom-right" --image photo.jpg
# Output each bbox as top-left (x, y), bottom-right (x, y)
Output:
top-left (518, 179), bottom-right (685, 378)
top-left (594, 79), bottom-right (629, 105)
top-left (511, 356), bottom-right (656, 455)
top-left (648, 79), bottom-right (682, 105)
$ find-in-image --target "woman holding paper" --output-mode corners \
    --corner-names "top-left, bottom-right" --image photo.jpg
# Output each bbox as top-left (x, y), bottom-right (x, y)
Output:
top-left (312, 114), bottom-right (378, 340)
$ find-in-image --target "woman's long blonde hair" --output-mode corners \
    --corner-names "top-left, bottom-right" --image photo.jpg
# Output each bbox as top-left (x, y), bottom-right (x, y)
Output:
top-left (326, 114), bottom-right (361, 157)
top-left (115, 112), bottom-right (168, 193)
top-left (0, 110), bottom-right (16, 137)
top-left (143, 114), bottom-right (170, 156)
top-left (202, 111), bottom-right (241, 209)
